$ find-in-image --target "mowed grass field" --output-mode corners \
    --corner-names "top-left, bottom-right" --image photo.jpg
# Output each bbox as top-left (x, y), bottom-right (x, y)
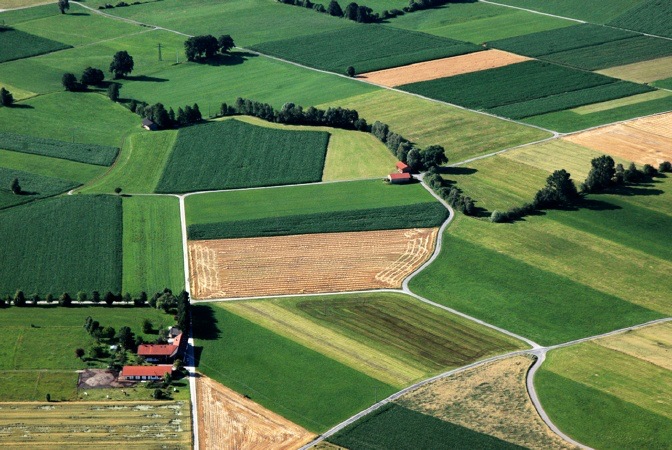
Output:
top-left (155, 119), bottom-right (329, 193)
top-left (318, 90), bottom-right (551, 163)
top-left (122, 196), bottom-right (184, 296)
top-left (193, 303), bottom-right (398, 432)
top-left (0, 28), bottom-right (70, 63)
top-left (0, 370), bottom-right (79, 402)
top-left (598, 56), bottom-right (672, 83)
top-left (221, 293), bottom-right (525, 387)
top-left (0, 149), bottom-right (106, 184)
top-left (0, 195), bottom-right (122, 296)
top-left (0, 167), bottom-right (78, 210)
top-left (536, 327), bottom-right (672, 448)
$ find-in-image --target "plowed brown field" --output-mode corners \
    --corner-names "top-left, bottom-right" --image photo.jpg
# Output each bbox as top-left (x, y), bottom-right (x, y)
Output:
top-left (189, 228), bottom-right (438, 299)
top-left (196, 376), bottom-right (315, 450)
top-left (359, 50), bottom-right (530, 87)
top-left (563, 112), bottom-right (672, 165)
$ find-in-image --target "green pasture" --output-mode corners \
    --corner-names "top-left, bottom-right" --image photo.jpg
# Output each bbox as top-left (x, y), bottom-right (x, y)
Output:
top-left (0, 370), bottom-right (78, 402)
top-left (185, 179), bottom-right (437, 225)
top-left (0, 92), bottom-right (139, 147)
top-left (122, 196), bottom-right (184, 296)
top-left (0, 28), bottom-right (70, 64)
top-left (0, 195), bottom-right (122, 296)
top-left (251, 25), bottom-right (481, 74)
top-left (13, 3), bottom-right (142, 46)
top-left (493, 0), bottom-right (644, 23)
top-left (609, 0), bottom-right (672, 38)
top-left (0, 3), bottom-right (60, 24)
top-left (222, 293), bottom-right (525, 387)
top-left (388, 2), bottom-right (572, 43)
top-left (599, 56), bottom-right (672, 83)
top-left (82, 131), bottom-right (177, 194)
top-left (156, 119), bottom-right (329, 193)
top-left (0, 150), bottom-right (106, 184)
top-left (536, 343), bottom-right (672, 448)
top-left (0, 167), bottom-right (78, 210)
top-left (653, 77), bottom-right (672, 89)
top-left (193, 303), bottom-right (397, 432)
top-left (318, 90), bottom-right (551, 163)
top-left (570, 90), bottom-right (671, 113)
top-left (0, 81), bottom-right (35, 101)
top-left (328, 403), bottom-right (523, 450)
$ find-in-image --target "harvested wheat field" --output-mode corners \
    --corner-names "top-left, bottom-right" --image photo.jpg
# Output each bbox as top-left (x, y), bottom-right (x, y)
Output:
top-left (595, 322), bottom-right (672, 371)
top-left (189, 228), bottom-right (438, 299)
top-left (563, 112), bottom-right (672, 165)
top-left (397, 355), bottom-right (577, 449)
top-left (359, 50), bottom-right (530, 87)
top-left (0, 401), bottom-right (191, 448)
top-left (196, 376), bottom-right (314, 450)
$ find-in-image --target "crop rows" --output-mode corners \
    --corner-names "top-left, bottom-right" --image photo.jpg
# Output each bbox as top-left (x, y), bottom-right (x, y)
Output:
top-left (609, 0), bottom-right (672, 38)
top-left (156, 119), bottom-right (329, 193)
top-left (188, 202), bottom-right (448, 240)
top-left (250, 26), bottom-right (482, 74)
top-left (0, 167), bottom-right (78, 210)
top-left (0, 131), bottom-right (119, 166)
top-left (0, 28), bottom-right (70, 63)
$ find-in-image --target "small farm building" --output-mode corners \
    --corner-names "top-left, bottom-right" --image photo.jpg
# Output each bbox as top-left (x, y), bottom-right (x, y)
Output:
top-left (120, 365), bottom-right (173, 381)
top-left (396, 161), bottom-right (411, 173)
top-left (169, 326), bottom-right (181, 338)
top-left (137, 333), bottom-right (185, 363)
top-left (388, 172), bottom-right (412, 184)
top-left (142, 118), bottom-right (158, 131)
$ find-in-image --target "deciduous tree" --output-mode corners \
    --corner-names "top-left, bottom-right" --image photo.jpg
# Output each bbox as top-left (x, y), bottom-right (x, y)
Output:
top-left (58, 0), bottom-right (69, 14)
top-left (0, 87), bottom-right (14, 107)
top-left (110, 51), bottom-right (134, 79)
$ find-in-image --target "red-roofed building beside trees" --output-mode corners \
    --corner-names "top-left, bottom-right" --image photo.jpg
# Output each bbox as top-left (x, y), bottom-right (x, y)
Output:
top-left (120, 365), bottom-right (173, 380)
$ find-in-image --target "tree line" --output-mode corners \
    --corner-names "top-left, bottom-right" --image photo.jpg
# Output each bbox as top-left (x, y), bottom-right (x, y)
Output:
top-left (62, 51), bottom-right (134, 93)
top-left (184, 34), bottom-right (235, 61)
top-left (220, 97), bottom-right (448, 171)
top-left (129, 99), bottom-right (203, 129)
top-left (424, 171), bottom-right (476, 215)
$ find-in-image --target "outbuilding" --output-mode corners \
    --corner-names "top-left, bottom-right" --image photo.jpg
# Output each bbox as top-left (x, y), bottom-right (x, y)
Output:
top-left (142, 118), bottom-right (158, 131)
top-left (396, 161), bottom-right (411, 173)
top-left (120, 365), bottom-right (173, 381)
top-left (388, 172), bottom-right (412, 184)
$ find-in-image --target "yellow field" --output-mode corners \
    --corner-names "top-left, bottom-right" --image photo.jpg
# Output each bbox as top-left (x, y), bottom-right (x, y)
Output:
top-left (597, 56), bottom-right (672, 83)
top-left (572, 90), bottom-right (671, 115)
top-left (0, 401), bottom-right (191, 448)
top-left (398, 355), bottom-right (576, 449)
top-left (189, 228), bottom-right (438, 299)
top-left (197, 376), bottom-right (314, 450)
top-left (595, 322), bottom-right (672, 371)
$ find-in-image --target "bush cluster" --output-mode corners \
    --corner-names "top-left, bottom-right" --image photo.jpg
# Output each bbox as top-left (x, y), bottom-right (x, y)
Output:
top-left (184, 34), bottom-right (235, 61)
top-left (61, 67), bottom-right (105, 92)
top-left (128, 100), bottom-right (202, 129)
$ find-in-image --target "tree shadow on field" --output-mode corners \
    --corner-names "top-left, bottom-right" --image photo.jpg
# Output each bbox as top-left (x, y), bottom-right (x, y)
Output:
top-left (124, 75), bottom-right (169, 83)
top-left (575, 198), bottom-right (622, 211)
top-left (200, 51), bottom-right (258, 67)
top-left (438, 166), bottom-right (478, 176)
top-left (608, 184), bottom-right (664, 198)
top-left (10, 103), bottom-right (34, 109)
top-left (191, 304), bottom-right (220, 341)
top-left (68, 12), bottom-right (90, 16)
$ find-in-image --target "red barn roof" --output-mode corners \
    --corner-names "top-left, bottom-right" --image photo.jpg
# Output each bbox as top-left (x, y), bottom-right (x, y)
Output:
top-left (388, 172), bottom-right (412, 180)
top-left (396, 161), bottom-right (409, 170)
top-left (121, 365), bottom-right (173, 378)
top-left (138, 344), bottom-right (179, 357)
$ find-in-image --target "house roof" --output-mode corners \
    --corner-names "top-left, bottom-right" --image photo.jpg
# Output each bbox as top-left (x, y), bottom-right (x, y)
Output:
top-left (389, 172), bottom-right (412, 180)
top-left (396, 161), bottom-right (409, 170)
top-left (142, 118), bottom-right (155, 126)
top-left (173, 332), bottom-right (185, 350)
top-left (138, 344), bottom-right (179, 357)
top-left (121, 365), bottom-right (173, 377)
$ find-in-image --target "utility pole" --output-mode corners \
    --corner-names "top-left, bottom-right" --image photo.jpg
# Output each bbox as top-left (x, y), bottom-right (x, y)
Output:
top-left (158, 43), bottom-right (162, 61)
top-left (176, 49), bottom-right (179, 64)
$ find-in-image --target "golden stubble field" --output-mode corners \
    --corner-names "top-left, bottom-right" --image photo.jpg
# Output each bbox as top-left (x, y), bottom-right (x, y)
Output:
top-left (359, 50), bottom-right (531, 87)
top-left (188, 228), bottom-right (438, 299)
top-left (196, 376), bottom-right (315, 450)
top-left (0, 401), bottom-right (191, 448)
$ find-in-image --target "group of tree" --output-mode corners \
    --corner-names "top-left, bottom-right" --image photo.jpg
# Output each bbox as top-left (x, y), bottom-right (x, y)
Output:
top-left (0, 87), bottom-right (14, 107)
top-left (184, 34), bottom-right (235, 61)
top-left (220, 97), bottom-right (448, 170)
top-left (129, 99), bottom-right (202, 129)
top-left (58, 0), bottom-right (69, 14)
top-left (84, 315), bottom-right (116, 340)
top-left (424, 172), bottom-right (477, 215)
top-left (61, 67), bottom-right (106, 92)
top-left (2, 288), bottom-right (175, 308)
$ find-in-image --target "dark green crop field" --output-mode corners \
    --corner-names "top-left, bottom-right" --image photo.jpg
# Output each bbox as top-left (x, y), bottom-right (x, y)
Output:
top-left (188, 203), bottom-right (448, 240)
top-left (250, 26), bottom-right (482, 74)
top-left (155, 119), bottom-right (329, 193)
top-left (328, 403), bottom-right (524, 450)
top-left (0, 132), bottom-right (119, 166)
top-left (0, 195), bottom-right (122, 296)
top-left (609, 0), bottom-right (672, 38)
top-left (492, 0), bottom-right (644, 23)
top-left (0, 28), bottom-right (70, 63)
top-left (0, 167), bottom-right (78, 210)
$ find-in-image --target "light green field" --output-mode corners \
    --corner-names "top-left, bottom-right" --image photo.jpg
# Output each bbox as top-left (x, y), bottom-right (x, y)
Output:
top-left (389, 3), bottom-right (573, 43)
top-left (571, 90), bottom-right (671, 114)
top-left (82, 130), bottom-right (177, 194)
top-left (536, 340), bottom-right (672, 448)
top-left (318, 90), bottom-right (551, 163)
top-left (596, 322), bottom-right (672, 371)
top-left (121, 196), bottom-right (184, 295)
top-left (0, 81), bottom-right (35, 101)
top-left (228, 116), bottom-right (397, 181)
top-left (0, 149), bottom-right (106, 184)
top-left (0, 92), bottom-right (138, 147)
top-left (185, 179), bottom-right (437, 225)
top-left (0, 370), bottom-right (78, 402)
top-left (222, 293), bottom-right (526, 388)
top-left (13, 3), bottom-right (142, 46)
top-left (598, 55), bottom-right (672, 83)
top-left (0, 0), bottom-right (52, 9)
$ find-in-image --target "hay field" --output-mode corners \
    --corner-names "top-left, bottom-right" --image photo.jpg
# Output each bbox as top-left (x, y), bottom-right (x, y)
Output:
top-left (398, 355), bottom-right (576, 449)
top-left (595, 322), bottom-right (672, 371)
top-left (598, 56), bottom-right (672, 83)
top-left (359, 50), bottom-right (530, 87)
top-left (189, 228), bottom-right (437, 299)
top-left (563, 112), bottom-right (672, 165)
top-left (0, 401), bottom-right (191, 448)
top-left (196, 376), bottom-right (315, 450)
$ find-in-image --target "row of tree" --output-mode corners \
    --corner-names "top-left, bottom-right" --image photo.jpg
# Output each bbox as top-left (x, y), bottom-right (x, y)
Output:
top-left (184, 34), bottom-right (235, 61)
top-left (424, 172), bottom-right (477, 215)
top-left (129, 100), bottom-right (203, 129)
top-left (220, 97), bottom-right (448, 170)
top-left (2, 287), bottom-right (188, 309)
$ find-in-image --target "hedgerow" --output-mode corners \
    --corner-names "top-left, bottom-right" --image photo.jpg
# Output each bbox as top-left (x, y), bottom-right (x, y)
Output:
top-left (0, 132), bottom-right (119, 166)
top-left (188, 202), bottom-right (448, 239)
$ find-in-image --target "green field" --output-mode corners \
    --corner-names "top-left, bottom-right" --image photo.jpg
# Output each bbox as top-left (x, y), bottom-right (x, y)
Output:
top-left (609, 0), bottom-right (672, 38)
top-left (121, 196), bottom-right (184, 296)
top-left (493, 0), bottom-right (644, 23)
top-left (81, 131), bottom-right (178, 194)
top-left (328, 403), bottom-right (523, 450)
top-left (193, 303), bottom-right (398, 432)
top-left (0, 167), bottom-right (78, 210)
top-left (251, 26), bottom-right (482, 74)
top-left (0, 370), bottom-right (78, 402)
top-left (571, 90), bottom-right (671, 113)
top-left (155, 119), bottom-right (329, 193)
top-left (0, 195), bottom-right (122, 296)
top-left (387, 2), bottom-right (573, 43)
top-left (0, 92), bottom-right (139, 147)
top-left (536, 342), bottom-right (672, 448)
top-left (318, 90), bottom-right (551, 163)
top-left (0, 150), bottom-right (106, 184)
top-left (221, 293), bottom-right (525, 387)
top-left (0, 28), bottom-right (70, 63)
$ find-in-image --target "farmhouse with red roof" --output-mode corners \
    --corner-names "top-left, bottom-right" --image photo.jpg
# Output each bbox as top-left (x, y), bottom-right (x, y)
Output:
top-left (387, 172), bottom-right (412, 184)
top-left (120, 365), bottom-right (173, 381)
top-left (137, 332), bottom-right (186, 363)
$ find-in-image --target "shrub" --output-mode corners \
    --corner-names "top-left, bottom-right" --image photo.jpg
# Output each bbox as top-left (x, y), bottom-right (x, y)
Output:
top-left (658, 161), bottom-right (672, 173)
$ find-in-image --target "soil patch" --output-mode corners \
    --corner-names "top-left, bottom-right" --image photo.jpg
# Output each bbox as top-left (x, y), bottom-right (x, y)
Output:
top-left (78, 369), bottom-right (136, 389)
